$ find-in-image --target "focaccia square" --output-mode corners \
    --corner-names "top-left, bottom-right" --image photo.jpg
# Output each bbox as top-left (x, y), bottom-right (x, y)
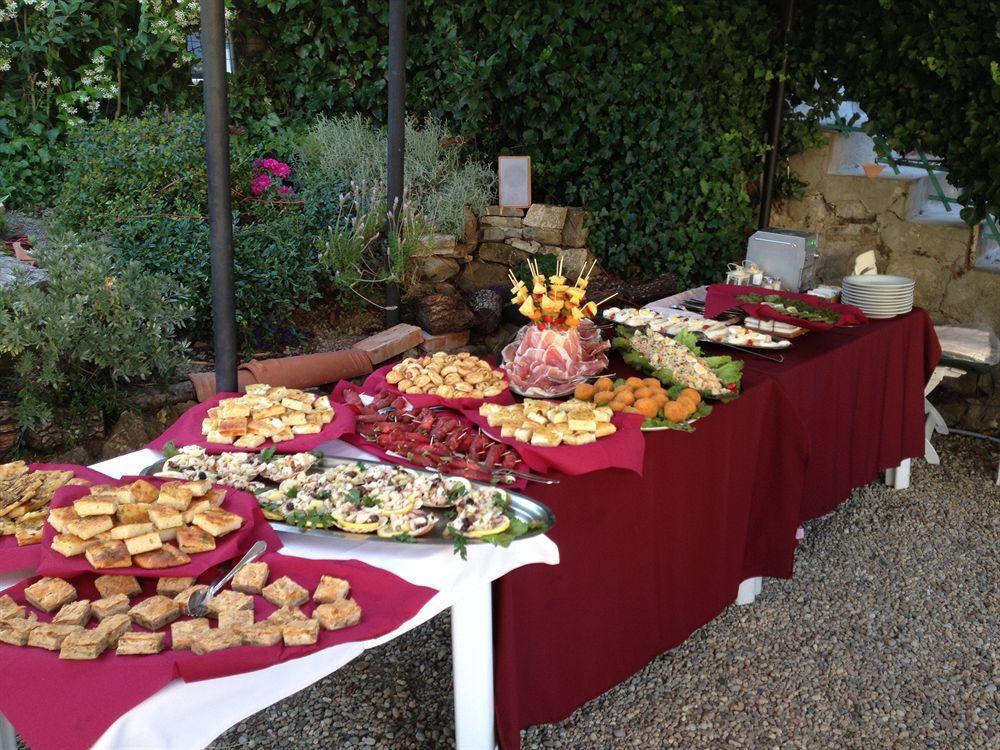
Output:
top-left (191, 508), bottom-right (244, 537)
top-left (0, 617), bottom-right (38, 646)
top-left (85, 540), bottom-right (132, 569)
top-left (156, 482), bottom-right (194, 511)
top-left (148, 503), bottom-right (184, 530)
top-left (313, 576), bottom-right (350, 604)
top-left (266, 606), bottom-right (307, 626)
top-left (73, 494), bottom-right (117, 517)
top-left (233, 433), bottom-right (267, 449)
top-left (231, 561), bottom-right (269, 594)
top-left (95, 613), bottom-right (133, 646)
top-left (0, 594), bottom-right (23, 620)
top-left (109, 522), bottom-right (155, 540)
top-left (52, 599), bottom-right (92, 627)
top-left (92, 593), bottom-right (131, 620)
top-left (313, 599), bottom-right (362, 631)
top-left (182, 499), bottom-right (212, 525)
top-left (50, 533), bottom-right (96, 557)
top-left (117, 504), bottom-right (151, 525)
top-left (47, 506), bottom-right (80, 534)
top-left (25, 577), bottom-right (77, 612)
top-left (282, 618), bottom-right (319, 646)
top-left (203, 488), bottom-right (227, 507)
top-left (133, 542), bottom-right (191, 569)
top-left (129, 595), bottom-right (181, 630)
top-left (262, 576), bottom-right (308, 608)
top-left (170, 618), bottom-right (210, 650)
top-left (241, 620), bottom-right (283, 647)
top-left (28, 623), bottom-right (82, 650)
top-left (124, 531), bottom-right (162, 556)
top-left (59, 628), bottom-right (108, 660)
top-left (129, 479), bottom-right (160, 503)
top-left (156, 577), bottom-right (196, 597)
top-left (94, 575), bottom-right (142, 600)
top-left (183, 480), bottom-right (212, 498)
top-left (157, 527), bottom-right (178, 542)
top-left (191, 627), bottom-right (242, 654)
top-left (66, 515), bottom-right (114, 540)
top-left (176, 525), bottom-right (216, 554)
top-left (205, 589), bottom-right (253, 617)
top-left (217, 608), bottom-right (254, 631)
top-left (116, 630), bottom-right (165, 655)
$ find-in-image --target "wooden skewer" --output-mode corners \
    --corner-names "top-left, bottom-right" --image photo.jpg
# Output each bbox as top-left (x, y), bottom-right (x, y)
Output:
top-left (556, 256), bottom-right (563, 279)
top-left (594, 292), bottom-right (618, 307)
top-left (584, 259), bottom-right (598, 282)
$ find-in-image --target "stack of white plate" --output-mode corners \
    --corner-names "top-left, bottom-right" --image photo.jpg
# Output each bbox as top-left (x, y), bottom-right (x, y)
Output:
top-left (841, 275), bottom-right (915, 319)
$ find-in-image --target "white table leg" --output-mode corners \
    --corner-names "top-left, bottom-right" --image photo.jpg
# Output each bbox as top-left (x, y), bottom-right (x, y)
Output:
top-left (888, 458), bottom-right (911, 490)
top-left (0, 713), bottom-right (17, 750)
top-left (451, 582), bottom-right (496, 750)
top-left (735, 577), bottom-right (762, 606)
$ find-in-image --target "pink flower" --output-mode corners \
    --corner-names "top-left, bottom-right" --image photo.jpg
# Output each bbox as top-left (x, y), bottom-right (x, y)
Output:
top-left (250, 173), bottom-right (272, 196)
top-left (278, 185), bottom-right (295, 197)
top-left (272, 161), bottom-right (291, 179)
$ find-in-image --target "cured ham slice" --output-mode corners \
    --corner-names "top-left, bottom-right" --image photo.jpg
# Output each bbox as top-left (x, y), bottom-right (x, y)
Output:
top-left (502, 320), bottom-right (609, 397)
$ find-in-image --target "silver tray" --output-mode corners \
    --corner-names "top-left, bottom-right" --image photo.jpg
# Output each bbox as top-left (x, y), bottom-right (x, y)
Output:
top-left (143, 455), bottom-right (555, 546)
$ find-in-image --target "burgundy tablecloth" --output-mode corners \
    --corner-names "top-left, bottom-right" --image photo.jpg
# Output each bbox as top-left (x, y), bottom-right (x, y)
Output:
top-left (494, 309), bottom-right (939, 749)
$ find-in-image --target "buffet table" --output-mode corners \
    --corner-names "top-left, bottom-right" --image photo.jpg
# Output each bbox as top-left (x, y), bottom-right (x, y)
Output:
top-left (0, 442), bottom-right (558, 750)
top-left (494, 308), bottom-right (939, 749)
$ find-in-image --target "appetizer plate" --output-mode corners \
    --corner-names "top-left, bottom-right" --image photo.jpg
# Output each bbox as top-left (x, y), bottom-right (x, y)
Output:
top-left (144, 455), bottom-right (555, 547)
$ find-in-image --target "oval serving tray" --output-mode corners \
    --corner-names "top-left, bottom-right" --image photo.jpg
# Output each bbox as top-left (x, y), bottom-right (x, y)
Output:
top-left (143, 455), bottom-right (555, 546)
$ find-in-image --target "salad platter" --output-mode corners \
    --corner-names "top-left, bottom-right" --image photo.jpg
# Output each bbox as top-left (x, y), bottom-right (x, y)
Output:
top-left (143, 452), bottom-right (554, 551)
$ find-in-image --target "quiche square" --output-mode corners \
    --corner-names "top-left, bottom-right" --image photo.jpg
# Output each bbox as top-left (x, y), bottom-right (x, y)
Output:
top-left (262, 576), bottom-right (309, 608)
top-left (52, 599), bottom-right (92, 627)
top-left (231, 561), bottom-right (269, 594)
top-left (313, 599), bottom-right (362, 631)
top-left (156, 577), bottom-right (196, 597)
top-left (205, 590), bottom-right (253, 617)
top-left (24, 577), bottom-right (77, 613)
top-left (217, 608), bottom-right (254, 631)
top-left (129, 595), bottom-right (181, 630)
top-left (282, 619), bottom-right (319, 647)
top-left (313, 576), bottom-right (350, 604)
top-left (95, 613), bottom-right (133, 646)
top-left (170, 618), bottom-right (210, 650)
top-left (94, 575), bottom-right (142, 600)
top-left (92, 593), bottom-right (131, 620)
top-left (116, 631), bottom-right (165, 655)
top-left (59, 628), bottom-right (108, 660)
top-left (191, 627), bottom-right (242, 655)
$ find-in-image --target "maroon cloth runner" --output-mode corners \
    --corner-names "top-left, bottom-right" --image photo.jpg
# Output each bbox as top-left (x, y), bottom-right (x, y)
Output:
top-left (494, 309), bottom-right (939, 749)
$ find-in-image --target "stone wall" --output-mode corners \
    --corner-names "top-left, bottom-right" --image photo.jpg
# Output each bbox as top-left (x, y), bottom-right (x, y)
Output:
top-left (412, 203), bottom-right (598, 294)
top-left (769, 133), bottom-right (1000, 330)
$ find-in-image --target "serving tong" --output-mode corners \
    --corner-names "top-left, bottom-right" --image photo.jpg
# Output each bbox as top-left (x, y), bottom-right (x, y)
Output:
top-left (186, 540), bottom-right (267, 617)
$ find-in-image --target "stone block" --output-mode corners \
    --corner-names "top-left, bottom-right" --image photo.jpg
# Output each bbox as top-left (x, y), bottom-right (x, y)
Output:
top-left (509, 238), bottom-right (541, 254)
top-left (478, 242), bottom-right (528, 267)
top-left (411, 233), bottom-right (462, 258)
top-left (463, 206), bottom-right (479, 245)
top-left (480, 216), bottom-right (523, 229)
top-left (524, 204), bottom-right (567, 230)
top-left (485, 206), bottom-right (525, 217)
top-left (419, 256), bottom-right (461, 283)
top-left (562, 208), bottom-right (588, 247)
top-left (101, 411), bottom-right (152, 460)
top-left (456, 260), bottom-right (512, 293)
top-left (421, 329), bottom-right (470, 353)
top-left (354, 324), bottom-right (424, 365)
top-left (522, 226), bottom-right (563, 245)
top-left (481, 227), bottom-right (508, 242)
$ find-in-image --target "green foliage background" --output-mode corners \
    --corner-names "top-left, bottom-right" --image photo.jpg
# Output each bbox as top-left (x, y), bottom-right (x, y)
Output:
top-left (4, 0), bottom-right (998, 283)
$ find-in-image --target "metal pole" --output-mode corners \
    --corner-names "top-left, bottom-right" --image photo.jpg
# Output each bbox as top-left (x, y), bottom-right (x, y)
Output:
top-left (200, 0), bottom-right (238, 391)
top-left (758, 0), bottom-right (794, 229)
top-left (384, 0), bottom-right (405, 327)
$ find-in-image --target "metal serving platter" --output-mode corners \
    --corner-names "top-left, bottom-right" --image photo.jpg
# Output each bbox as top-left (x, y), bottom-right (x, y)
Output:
top-left (143, 455), bottom-right (555, 546)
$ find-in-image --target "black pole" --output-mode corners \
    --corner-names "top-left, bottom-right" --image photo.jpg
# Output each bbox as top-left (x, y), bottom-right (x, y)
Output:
top-left (758, 0), bottom-right (794, 229)
top-left (200, 0), bottom-right (238, 391)
top-left (384, 0), bottom-right (405, 327)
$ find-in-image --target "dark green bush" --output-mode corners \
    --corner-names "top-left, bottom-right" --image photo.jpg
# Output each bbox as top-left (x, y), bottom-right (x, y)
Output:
top-left (0, 235), bottom-right (193, 430)
top-left (53, 111), bottom-right (335, 348)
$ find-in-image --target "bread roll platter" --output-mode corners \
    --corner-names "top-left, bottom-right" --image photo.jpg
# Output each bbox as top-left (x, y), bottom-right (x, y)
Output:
top-left (144, 453), bottom-right (555, 551)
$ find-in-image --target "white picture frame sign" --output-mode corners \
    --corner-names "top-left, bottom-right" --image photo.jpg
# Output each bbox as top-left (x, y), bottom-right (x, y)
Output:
top-left (498, 155), bottom-right (532, 208)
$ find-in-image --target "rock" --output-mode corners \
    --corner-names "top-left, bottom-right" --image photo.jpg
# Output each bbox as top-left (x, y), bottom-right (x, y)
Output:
top-left (481, 322), bottom-right (521, 356)
top-left (462, 206), bottom-right (479, 245)
top-left (414, 293), bottom-right (475, 334)
top-left (562, 207), bottom-right (589, 247)
top-left (420, 329), bottom-right (470, 353)
top-left (0, 402), bottom-right (21, 460)
top-left (833, 200), bottom-right (876, 223)
top-left (101, 410), bottom-right (152, 460)
top-left (539, 246), bottom-right (594, 278)
top-left (48, 444), bottom-right (93, 465)
top-left (481, 227), bottom-right (508, 242)
top-left (0, 256), bottom-right (48, 290)
top-left (456, 260), bottom-right (512, 293)
top-left (477, 242), bottom-right (528, 267)
top-left (479, 216), bottom-right (523, 229)
top-left (411, 234), bottom-right (460, 257)
top-left (522, 226), bottom-right (564, 245)
top-left (524, 204), bottom-right (568, 230)
top-left (509, 238), bottom-right (541, 253)
top-left (485, 205), bottom-right (525, 217)
top-left (468, 289), bottom-right (503, 335)
top-left (25, 409), bottom-right (104, 452)
top-left (419, 256), bottom-right (461, 282)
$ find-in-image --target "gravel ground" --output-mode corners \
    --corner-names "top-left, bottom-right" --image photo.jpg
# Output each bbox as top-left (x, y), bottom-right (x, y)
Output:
top-left (16, 435), bottom-right (998, 749)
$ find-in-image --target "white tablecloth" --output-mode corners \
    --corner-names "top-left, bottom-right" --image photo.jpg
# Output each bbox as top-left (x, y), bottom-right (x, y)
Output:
top-left (1, 439), bottom-right (559, 749)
